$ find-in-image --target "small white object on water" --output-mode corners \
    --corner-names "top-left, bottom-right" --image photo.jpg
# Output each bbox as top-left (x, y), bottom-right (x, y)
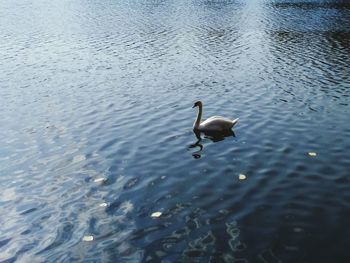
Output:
top-left (308, 152), bottom-right (317, 157)
top-left (94, 178), bottom-right (106, 183)
top-left (82, 235), bottom-right (94, 242)
top-left (99, 203), bottom-right (108, 207)
top-left (238, 174), bottom-right (246, 180)
top-left (293, 227), bottom-right (303, 233)
top-left (151, 212), bottom-right (162, 218)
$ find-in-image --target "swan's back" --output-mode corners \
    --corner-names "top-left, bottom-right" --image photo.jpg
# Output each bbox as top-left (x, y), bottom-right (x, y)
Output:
top-left (199, 116), bottom-right (238, 131)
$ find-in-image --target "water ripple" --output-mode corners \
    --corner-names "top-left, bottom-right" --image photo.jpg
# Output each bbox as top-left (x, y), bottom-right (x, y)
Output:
top-left (0, 0), bottom-right (350, 262)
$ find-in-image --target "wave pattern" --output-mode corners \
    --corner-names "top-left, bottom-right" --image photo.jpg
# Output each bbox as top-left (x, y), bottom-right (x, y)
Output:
top-left (0, 0), bottom-right (350, 262)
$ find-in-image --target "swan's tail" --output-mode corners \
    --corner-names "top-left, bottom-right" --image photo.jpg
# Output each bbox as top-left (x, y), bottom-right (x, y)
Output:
top-left (231, 118), bottom-right (239, 127)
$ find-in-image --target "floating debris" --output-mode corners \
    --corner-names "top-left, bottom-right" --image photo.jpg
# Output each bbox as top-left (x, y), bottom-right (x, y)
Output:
top-left (151, 212), bottom-right (162, 218)
top-left (161, 176), bottom-right (166, 180)
top-left (238, 174), bottom-right (246, 180)
top-left (308, 152), bottom-right (317, 157)
top-left (94, 178), bottom-right (106, 183)
top-left (99, 203), bottom-right (108, 208)
top-left (293, 227), bottom-right (303, 233)
top-left (82, 235), bottom-right (94, 242)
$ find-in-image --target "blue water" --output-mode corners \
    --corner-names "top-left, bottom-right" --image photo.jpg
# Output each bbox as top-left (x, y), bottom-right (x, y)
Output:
top-left (1, 0), bottom-right (350, 262)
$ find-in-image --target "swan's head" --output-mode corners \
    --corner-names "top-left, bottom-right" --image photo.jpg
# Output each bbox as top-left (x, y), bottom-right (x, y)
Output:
top-left (192, 101), bottom-right (202, 108)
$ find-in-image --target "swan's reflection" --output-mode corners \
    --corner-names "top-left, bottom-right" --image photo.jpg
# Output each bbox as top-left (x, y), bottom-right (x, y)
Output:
top-left (189, 133), bottom-right (203, 159)
top-left (189, 130), bottom-right (235, 159)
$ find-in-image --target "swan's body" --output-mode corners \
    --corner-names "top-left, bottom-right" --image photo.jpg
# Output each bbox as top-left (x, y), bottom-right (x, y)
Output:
top-left (199, 116), bottom-right (238, 131)
top-left (192, 101), bottom-right (238, 132)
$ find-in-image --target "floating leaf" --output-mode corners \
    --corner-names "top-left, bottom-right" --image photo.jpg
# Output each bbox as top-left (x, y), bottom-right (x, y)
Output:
top-left (94, 178), bottom-right (106, 183)
top-left (308, 152), bottom-right (317, 157)
top-left (82, 235), bottom-right (94, 242)
top-left (238, 174), bottom-right (246, 180)
top-left (293, 227), bottom-right (303, 233)
top-left (151, 212), bottom-right (162, 218)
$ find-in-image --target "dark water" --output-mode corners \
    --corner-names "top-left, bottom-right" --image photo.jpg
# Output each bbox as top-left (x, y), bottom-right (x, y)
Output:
top-left (1, 0), bottom-right (350, 262)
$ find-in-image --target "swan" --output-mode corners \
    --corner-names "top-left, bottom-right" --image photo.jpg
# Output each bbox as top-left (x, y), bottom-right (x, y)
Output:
top-left (192, 101), bottom-right (239, 132)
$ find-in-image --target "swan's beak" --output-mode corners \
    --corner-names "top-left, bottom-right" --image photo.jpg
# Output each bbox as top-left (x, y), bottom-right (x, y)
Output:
top-left (192, 104), bottom-right (196, 108)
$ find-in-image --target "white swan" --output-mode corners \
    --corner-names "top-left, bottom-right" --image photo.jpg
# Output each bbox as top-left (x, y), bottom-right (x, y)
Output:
top-left (192, 101), bottom-right (239, 132)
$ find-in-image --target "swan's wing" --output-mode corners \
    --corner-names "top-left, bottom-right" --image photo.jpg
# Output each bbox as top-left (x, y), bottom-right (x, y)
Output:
top-left (200, 117), bottom-right (235, 130)
top-left (232, 118), bottom-right (239, 126)
top-left (204, 116), bottom-right (231, 122)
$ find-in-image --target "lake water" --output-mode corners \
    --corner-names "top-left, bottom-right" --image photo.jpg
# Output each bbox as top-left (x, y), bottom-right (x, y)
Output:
top-left (1, 0), bottom-right (350, 262)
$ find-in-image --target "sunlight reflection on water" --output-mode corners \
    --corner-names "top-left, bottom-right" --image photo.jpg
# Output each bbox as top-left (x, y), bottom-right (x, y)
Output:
top-left (0, 0), bottom-right (350, 262)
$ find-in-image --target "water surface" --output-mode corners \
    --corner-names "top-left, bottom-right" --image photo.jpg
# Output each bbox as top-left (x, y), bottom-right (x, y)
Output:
top-left (1, 0), bottom-right (350, 262)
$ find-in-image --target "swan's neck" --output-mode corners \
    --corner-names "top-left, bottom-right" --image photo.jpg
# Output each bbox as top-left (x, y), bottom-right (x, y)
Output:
top-left (193, 105), bottom-right (202, 130)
